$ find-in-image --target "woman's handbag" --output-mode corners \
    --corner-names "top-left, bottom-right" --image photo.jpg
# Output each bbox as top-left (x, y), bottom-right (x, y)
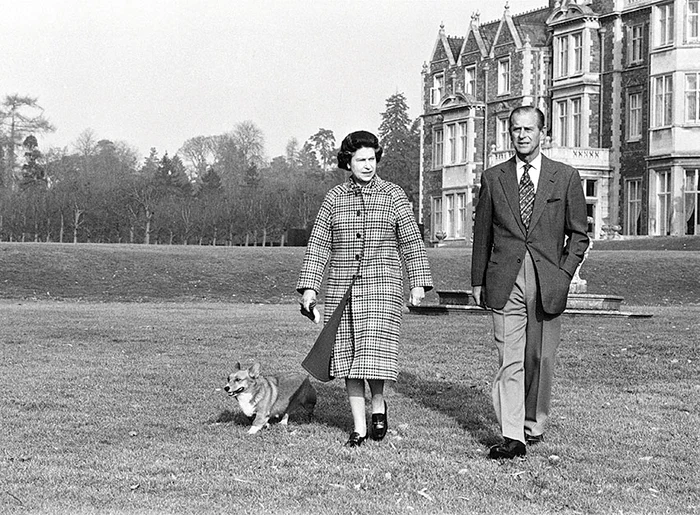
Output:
top-left (301, 277), bottom-right (355, 382)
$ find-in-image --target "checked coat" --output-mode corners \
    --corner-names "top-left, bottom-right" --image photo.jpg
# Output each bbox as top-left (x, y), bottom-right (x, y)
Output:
top-left (297, 175), bottom-right (433, 381)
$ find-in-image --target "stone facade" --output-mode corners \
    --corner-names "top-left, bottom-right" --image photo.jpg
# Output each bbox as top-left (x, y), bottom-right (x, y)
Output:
top-left (421, 0), bottom-right (700, 244)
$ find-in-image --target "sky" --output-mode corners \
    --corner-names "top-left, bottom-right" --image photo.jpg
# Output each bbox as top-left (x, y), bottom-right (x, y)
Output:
top-left (0, 0), bottom-right (545, 162)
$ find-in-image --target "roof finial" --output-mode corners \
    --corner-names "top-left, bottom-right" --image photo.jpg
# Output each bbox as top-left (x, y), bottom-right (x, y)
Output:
top-left (504, 1), bottom-right (510, 12)
top-left (471, 11), bottom-right (481, 25)
top-left (439, 22), bottom-right (445, 36)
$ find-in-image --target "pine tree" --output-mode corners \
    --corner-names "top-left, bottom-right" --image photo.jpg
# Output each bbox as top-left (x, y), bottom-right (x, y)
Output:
top-left (378, 92), bottom-right (420, 205)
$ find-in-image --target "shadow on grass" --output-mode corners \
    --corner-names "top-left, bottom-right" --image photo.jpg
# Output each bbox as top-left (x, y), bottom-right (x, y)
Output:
top-left (309, 381), bottom-right (352, 432)
top-left (395, 371), bottom-right (501, 446)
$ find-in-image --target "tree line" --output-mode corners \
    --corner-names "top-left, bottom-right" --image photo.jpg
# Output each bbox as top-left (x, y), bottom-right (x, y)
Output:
top-left (0, 93), bottom-right (419, 245)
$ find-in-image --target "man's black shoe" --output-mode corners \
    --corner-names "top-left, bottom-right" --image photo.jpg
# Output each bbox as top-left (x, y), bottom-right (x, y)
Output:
top-left (488, 438), bottom-right (526, 459)
top-left (525, 433), bottom-right (544, 445)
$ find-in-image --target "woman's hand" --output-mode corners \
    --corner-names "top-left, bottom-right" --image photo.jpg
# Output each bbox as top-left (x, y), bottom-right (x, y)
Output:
top-left (301, 289), bottom-right (317, 312)
top-left (409, 287), bottom-right (425, 306)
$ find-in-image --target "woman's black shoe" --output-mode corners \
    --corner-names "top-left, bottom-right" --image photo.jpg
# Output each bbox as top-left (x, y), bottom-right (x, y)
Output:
top-left (371, 402), bottom-right (388, 441)
top-left (344, 432), bottom-right (367, 448)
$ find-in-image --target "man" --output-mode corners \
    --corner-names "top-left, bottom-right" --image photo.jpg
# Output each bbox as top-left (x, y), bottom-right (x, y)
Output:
top-left (471, 106), bottom-right (589, 459)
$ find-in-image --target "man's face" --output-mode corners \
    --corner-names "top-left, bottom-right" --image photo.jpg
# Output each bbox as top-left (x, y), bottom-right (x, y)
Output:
top-left (509, 110), bottom-right (543, 161)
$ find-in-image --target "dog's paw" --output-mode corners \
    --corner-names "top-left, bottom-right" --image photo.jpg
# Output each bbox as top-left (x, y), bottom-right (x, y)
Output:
top-left (247, 426), bottom-right (262, 435)
top-left (279, 414), bottom-right (289, 426)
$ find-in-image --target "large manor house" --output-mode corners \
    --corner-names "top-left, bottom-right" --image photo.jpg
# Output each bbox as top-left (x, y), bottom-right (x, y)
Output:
top-left (420, 0), bottom-right (700, 243)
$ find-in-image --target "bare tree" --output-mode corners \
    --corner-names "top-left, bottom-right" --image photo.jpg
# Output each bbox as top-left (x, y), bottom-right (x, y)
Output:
top-left (178, 135), bottom-right (217, 180)
top-left (232, 120), bottom-right (265, 168)
top-left (73, 129), bottom-right (99, 159)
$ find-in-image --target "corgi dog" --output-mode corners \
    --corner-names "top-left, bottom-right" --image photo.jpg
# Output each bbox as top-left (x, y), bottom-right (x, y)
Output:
top-left (224, 362), bottom-right (317, 434)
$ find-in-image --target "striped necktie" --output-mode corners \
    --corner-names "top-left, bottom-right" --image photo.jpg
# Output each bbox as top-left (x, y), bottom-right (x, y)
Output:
top-left (519, 163), bottom-right (535, 229)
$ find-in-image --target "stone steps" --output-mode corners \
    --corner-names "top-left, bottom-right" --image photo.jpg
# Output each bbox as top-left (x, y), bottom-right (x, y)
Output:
top-left (408, 290), bottom-right (652, 318)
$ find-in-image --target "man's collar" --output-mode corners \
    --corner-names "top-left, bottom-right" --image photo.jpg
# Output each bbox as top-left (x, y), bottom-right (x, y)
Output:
top-left (516, 153), bottom-right (542, 170)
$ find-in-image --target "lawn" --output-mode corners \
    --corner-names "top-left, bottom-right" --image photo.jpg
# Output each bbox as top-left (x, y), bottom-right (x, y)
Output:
top-left (1, 241), bottom-right (699, 514)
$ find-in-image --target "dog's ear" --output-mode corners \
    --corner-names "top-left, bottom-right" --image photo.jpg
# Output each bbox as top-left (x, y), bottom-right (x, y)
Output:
top-left (249, 362), bottom-right (261, 378)
top-left (234, 362), bottom-right (241, 371)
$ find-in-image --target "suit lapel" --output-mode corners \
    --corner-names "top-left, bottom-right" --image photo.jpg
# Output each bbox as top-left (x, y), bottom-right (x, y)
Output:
top-left (497, 158), bottom-right (526, 234)
top-left (529, 156), bottom-right (557, 231)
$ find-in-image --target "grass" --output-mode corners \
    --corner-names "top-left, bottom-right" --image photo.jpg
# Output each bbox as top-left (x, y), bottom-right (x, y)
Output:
top-left (1, 240), bottom-right (699, 514)
top-left (1, 238), bottom-right (699, 306)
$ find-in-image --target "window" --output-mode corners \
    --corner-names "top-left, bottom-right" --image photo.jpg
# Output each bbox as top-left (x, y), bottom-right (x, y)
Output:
top-left (584, 179), bottom-right (598, 198)
top-left (431, 74), bottom-right (445, 106)
top-left (686, 73), bottom-right (700, 122)
top-left (555, 32), bottom-right (584, 77)
top-left (442, 192), bottom-right (468, 238)
top-left (433, 129), bottom-right (444, 167)
top-left (497, 117), bottom-right (511, 150)
top-left (629, 25), bottom-right (644, 64)
top-left (432, 197), bottom-right (443, 239)
top-left (572, 33), bottom-right (583, 73)
top-left (657, 171), bottom-right (672, 235)
top-left (465, 65), bottom-right (476, 96)
top-left (459, 122), bottom-right (468, 162)
top-left (689, 0), bottom-right (699, 41)
top-left (457, 192), bottom-right (467, 238)
top-left (685, 169), bottom-right (700, 234)
top-left (653, 75), bottom-right (673, 127)
top-left (628, 92), bottom-right (643, 140)
top-left (572, 98), bottom-right (582, 147)
top-left (626, 179), bottom-right (643, 235)
top-left (556, 35), bottom-right (569, 77)
top-left (555, 97), bottom-right (584, 146)
top-left (446, 194), bottom-right (455, 237)
top-left (656, 3), bottom-right (674, 46)
top-left (447, 124), bottom-right (457, 164)
top-left (557, 100), bottom-right (569, 146)
top-left (498, 59), bottom-right (510, 95)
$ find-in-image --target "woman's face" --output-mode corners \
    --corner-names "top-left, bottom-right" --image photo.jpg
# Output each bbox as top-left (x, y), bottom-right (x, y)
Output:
top-left (349, 146), bottom-right (377, 184)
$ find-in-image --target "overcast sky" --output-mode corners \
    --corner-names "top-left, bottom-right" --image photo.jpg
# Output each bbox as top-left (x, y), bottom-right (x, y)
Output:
top-left (1, 0), bottom-right (544, 161)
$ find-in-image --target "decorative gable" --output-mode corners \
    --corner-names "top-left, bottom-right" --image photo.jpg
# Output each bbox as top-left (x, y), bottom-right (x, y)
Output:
top-left (430, 24), bottom-right (457, 65)
top-left (546, 0), bottom-right (597, 27)
top-left (490, 4), bottom-right (524, 57)
top-left (459, 13), bottom-right (489, 62)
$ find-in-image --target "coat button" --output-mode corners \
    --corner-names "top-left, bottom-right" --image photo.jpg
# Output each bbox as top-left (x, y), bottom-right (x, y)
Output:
top-left (517, 259), bottom-right (522, 263)
top-left (356, 210), bottom-right (361, 216)
top-left (356, 232), bottom-right (362, 238)
top-left (355, 254), bottom-right (360, 261)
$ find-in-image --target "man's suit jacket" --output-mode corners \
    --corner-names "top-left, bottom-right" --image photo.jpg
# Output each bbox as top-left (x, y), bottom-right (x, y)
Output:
top-left (471, 155), bottom-right (590, 315)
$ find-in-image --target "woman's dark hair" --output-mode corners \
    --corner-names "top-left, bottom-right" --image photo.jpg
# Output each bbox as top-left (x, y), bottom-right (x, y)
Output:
top-left (337, 130), bottom-right (383, 170)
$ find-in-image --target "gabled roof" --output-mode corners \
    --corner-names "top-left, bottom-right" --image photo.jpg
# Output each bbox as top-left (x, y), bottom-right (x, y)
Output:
top-left (430, 24), bottom-right (457, 65)
top-left (490, 4), bottom-right (524, 57)
top-left (459, 13), bottom-right (489, 61)
top-left (434, 5), bottom-right (552, 65)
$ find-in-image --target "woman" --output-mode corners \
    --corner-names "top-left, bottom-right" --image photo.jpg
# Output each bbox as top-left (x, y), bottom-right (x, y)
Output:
top-left (297, 130), bottom-right (432, 447)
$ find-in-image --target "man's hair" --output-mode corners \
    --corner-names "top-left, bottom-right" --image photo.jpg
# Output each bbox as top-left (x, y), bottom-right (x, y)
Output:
top-left (509, 106), bottom-right (545, 130)
top-left (337, 131), bottom-right (383, 170)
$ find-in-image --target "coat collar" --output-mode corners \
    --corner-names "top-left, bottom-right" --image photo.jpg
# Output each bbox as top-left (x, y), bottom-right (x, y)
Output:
top-left (347, 174), bottom-right (380, 194)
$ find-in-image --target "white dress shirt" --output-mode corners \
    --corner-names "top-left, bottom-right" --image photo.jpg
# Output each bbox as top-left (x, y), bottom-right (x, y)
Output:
top-left (516, 153), bottom-right (542, 192)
